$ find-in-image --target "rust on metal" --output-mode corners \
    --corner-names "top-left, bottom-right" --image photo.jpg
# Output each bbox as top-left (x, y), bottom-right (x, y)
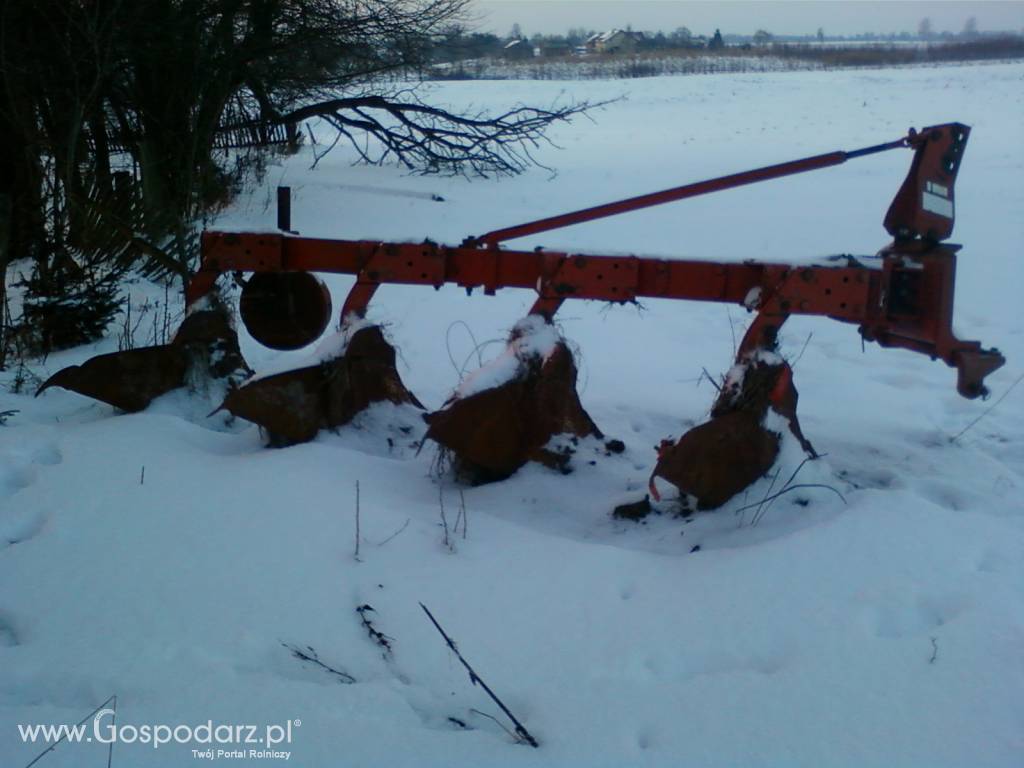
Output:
top-left (885, 124), bottom-right (967, 242)
top-left (651, 358), bottom-right (812, 509)
top-left (37, 305), bottom-right (248, 412)
top-left (239, 271), bottom-right (332, 350)
top-left (189, 234), bottom-right (1001, 400)
top-left (424, 328), bottom-right (601, 483)
top-left (36, 124), bottom-right (1006, 505)
top-left (188, 124), bottom-right (1003, 400)
top-left (36, 345), bottom-right (188, 413)
top-left (220, 325), bottom-right (422, 446)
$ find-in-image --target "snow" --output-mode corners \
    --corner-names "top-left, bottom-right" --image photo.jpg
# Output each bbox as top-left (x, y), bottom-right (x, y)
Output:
top-left (246, 315), bottom-right (372, 383)
top-left (455, 315), bottom-right (561, 399)
top-left (3, 62), bottom-right (1024, 767)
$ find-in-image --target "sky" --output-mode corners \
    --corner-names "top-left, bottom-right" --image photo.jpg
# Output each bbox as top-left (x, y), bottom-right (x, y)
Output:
top-left (471, 1), bottom-right (1024, 37)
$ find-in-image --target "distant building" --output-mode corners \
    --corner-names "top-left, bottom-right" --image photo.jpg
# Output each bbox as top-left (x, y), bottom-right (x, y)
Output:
top-left (502, 38), bottom-right (533, 60)
top-left (586, 29), bottom-right (645, 55)
top-left (537, 39), bottom-right (572, 58)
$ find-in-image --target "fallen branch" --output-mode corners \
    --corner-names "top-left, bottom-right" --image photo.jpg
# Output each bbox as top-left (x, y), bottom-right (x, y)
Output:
top-left (753, 454), bottom-right (816, 526)
top-left (282, 643), bottom-right (355, 684)
top-left (419, 602), bottom-right (539, 748)
top-left (733, 483), bottom-right (847, 518)
top-left (355, 604), bottom-right (394, 658)
top-left (23, 694), bottom-right (116, 768)
top-left (469, 708), bottom-right (519, 741)
top-left (790, 332), bottom-right (814, 369)
top-left (736, 454), bottom-right (834, 527)
top-left (950, 370), bottom-right (1024, 443)
top-left (745, 467), bottom-right (780, 528)
top-left (700, 367), bottom-right (723, 392)
top-left (372, 518), bottom-right (410, 547)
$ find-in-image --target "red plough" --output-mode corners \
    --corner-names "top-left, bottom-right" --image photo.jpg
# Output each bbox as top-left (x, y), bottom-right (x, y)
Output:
top-left (40, 123), bottom-right (1005, 506)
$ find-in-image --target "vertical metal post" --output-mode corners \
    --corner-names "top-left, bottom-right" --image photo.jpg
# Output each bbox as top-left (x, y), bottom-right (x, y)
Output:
top-left (277, 186), bottom-right (291, 232)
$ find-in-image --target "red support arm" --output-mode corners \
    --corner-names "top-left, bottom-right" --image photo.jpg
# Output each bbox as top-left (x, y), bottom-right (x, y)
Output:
top-left (463, 136), bottom-right (910, 248)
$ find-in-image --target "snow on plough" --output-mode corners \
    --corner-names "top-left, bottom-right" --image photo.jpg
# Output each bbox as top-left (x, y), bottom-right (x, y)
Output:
top-left (38, 123), bottom-right (1005, 508)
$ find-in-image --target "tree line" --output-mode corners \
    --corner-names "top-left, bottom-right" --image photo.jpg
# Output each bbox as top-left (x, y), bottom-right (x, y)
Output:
top-left (430, 17), bottom-right (1018, 62)
top-left (0, 0), bottom-right (590, 361)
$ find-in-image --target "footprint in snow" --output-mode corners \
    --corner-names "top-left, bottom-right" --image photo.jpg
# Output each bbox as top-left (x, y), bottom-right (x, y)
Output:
top-left (834, 466), bottom-right (902, 491)
top-left (32, 444), bottom-right (63, 466)
top-left (0, 437), bottom-right (62, 548)
top-left (0, 438), bottom-right (63, 501)
top-left (0, 508), bottom-right (49, 549)
top-left (870, 590), bottom-right (973, 639)
top-left (0, 611), bottom-right (20, 647)
top-left (0, 465), bottom-right (37, 497)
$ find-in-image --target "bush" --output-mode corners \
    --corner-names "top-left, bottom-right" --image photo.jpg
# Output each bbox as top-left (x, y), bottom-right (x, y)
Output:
top-left (18, 268), bottom-right (120, 354)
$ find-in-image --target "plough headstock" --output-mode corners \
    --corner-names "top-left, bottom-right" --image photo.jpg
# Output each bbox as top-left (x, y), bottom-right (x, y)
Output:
top-left (884, 123), bottom-right (968, 243)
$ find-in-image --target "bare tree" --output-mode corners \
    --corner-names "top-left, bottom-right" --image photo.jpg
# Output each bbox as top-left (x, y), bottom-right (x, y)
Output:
top-left (1, 0), bottom-right (599, 328)
top-left (670, 27), bottom-right (693, 47)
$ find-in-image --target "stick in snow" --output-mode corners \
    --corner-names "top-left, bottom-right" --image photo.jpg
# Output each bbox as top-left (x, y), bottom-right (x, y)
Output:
top-left (354, 480), bottom-right (362, 562)
top-left (23, 695), bottom-right (117, 768)
top-left (438, 486), bottom-right (454, 552)
top-left (454, 490), bottom-right (468, 540)
top-left (419, 602), bottom-right (539, 748)
top-left (950, 370), bottom-right (1024, 443)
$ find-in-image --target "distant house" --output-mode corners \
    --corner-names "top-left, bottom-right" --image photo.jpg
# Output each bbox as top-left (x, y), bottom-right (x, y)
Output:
top-left (586, 29), bottom-right (645, 55)
top-left (537, 39), bottom-right (572, 58)
top-left (502, 38), bottom-right (533, 60)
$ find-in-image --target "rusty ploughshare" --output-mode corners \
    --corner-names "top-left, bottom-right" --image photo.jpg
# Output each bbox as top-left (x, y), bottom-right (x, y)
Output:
top-left (424, 318), bottom-right (601, 483)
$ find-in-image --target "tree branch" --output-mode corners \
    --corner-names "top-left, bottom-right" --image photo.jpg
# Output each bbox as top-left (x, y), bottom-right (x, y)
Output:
top-left (281, 94), bottom-right (606, 177)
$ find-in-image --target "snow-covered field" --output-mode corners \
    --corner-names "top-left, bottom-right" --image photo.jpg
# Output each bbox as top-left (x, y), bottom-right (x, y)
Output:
top-left (2, 63), bottom-right (1023, 767)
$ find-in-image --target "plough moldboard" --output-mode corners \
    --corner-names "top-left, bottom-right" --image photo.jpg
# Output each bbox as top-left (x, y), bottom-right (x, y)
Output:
top-left (39, 123), bottom-right (1005, 509)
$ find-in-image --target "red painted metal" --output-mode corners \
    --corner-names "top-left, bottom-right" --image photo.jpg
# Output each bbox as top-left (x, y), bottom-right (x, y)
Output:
top-left (464, 136), bottom-right (910, 247)
top-left (193, 123), bottom-right (1004, 399)
top-left (885, 124), bottom-right (968, 242)
top-left (197, 232), bottom-right (1001, 398)
top-left (465, 151), bottom-right (850, 247)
